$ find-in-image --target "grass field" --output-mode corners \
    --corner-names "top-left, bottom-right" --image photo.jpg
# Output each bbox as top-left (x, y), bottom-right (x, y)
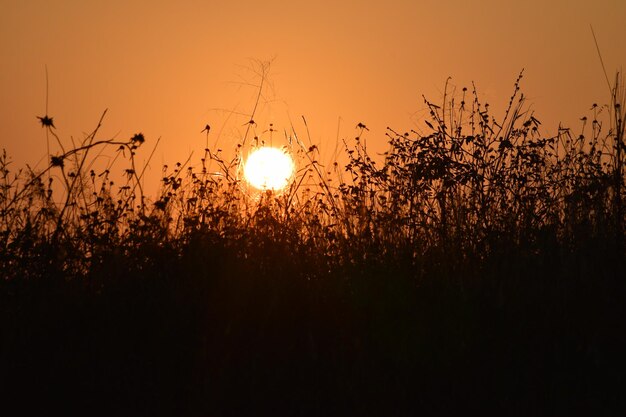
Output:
top-left (1, 73), bottom-right (625, 416)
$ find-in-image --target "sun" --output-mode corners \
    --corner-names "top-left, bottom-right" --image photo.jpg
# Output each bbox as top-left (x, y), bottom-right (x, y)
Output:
top-left (243, 147), bottom-right (295, 191)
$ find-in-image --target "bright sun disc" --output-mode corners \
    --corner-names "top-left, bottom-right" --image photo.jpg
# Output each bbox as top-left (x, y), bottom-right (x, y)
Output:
top-left (244, 147), bottom-right (294, 191)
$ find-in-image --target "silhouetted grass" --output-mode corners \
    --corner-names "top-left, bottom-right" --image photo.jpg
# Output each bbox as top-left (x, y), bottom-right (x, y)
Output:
top-left (1, 73), bottom-right (625, 416)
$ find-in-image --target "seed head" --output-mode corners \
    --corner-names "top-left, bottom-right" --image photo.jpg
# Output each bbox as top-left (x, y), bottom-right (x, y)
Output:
top-left (50, 155), bottom-right (64, 167)
top-left (37, 115), bottom-right (55, 128)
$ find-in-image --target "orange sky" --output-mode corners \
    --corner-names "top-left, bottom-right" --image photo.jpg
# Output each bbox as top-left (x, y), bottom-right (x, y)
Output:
top-left (1, 0), bottom-right (624, 195)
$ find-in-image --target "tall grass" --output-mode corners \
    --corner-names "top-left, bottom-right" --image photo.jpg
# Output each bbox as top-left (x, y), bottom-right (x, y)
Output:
top-left (1, 73), bottom-right (625, 416)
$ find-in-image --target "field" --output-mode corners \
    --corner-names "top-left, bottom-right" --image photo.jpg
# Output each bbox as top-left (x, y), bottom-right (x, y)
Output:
top-left (1, 73), bottom-right (625, 416)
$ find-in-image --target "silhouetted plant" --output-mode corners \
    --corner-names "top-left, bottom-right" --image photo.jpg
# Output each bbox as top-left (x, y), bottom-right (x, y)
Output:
top-left (1, 71), bottom-right (625, 416)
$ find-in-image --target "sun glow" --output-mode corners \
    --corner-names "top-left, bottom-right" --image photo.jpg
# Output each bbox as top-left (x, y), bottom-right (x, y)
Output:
top-left (243, 147), bottom-right (295, 191)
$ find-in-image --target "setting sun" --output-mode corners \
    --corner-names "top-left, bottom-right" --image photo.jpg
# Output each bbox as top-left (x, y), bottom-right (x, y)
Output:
top-left (243, 147), bottom-right (294, 191)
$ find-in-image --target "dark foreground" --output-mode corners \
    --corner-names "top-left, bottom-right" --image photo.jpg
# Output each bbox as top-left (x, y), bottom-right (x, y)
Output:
top-left (1, 236), bottom-right (625, 417)
top-left (2, 74), bottom-right (625, 415)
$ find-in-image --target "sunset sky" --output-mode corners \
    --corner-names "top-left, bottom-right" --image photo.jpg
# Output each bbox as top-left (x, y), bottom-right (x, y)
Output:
top-left (1, 0), bottom-right (624, 193)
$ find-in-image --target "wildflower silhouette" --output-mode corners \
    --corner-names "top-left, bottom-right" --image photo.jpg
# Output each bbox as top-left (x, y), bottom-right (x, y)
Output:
top-left (37, 115), bottom-right (55, 128)
top-left (356, 122), bottom-right (369, 131)
top-left (50, 155), bottom-right (64, 167)
top-left (201, 124), bottom-right (211, 133)
top-left (131, 133), bottom-right (145, 145)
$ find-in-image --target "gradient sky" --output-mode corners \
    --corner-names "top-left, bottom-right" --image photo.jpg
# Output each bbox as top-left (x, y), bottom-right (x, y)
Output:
top-left (1, 0), bottom-right (624, 194)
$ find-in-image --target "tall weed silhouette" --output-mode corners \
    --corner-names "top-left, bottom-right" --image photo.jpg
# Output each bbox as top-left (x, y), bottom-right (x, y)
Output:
top-left (1, 71), bottom-right (625, 416)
